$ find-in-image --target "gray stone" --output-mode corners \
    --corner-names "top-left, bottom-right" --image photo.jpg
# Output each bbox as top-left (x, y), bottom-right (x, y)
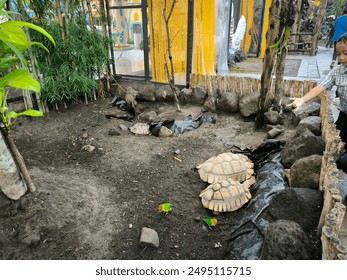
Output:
top-left (126, 86), bottom-right (138, 98)
top-left (138, 110), bottom-right (157, 122)
top-left (179, 88), bottom-right (192, 105)
top-left (267, 188), bottom-right (323, 233)
top-left (139, 227), bottom-right (159, 248)
top-left (137, 85), bottom-right (156, 102)
top-left (203, 91), bottom-right (217, 112)
top-left (260, 220), bottom-right (313, 260)
top-left (291, 101), bottom-right (321, 126)
top-left (264, 111), bottom-right (282, 125)
top-left (216, 91), bottom-right (239, 113)
top-left (119, 124), bottom-right (128, 131)
top-left (156, 85), bottom-right (179, 103)
top-left (239, 91), bottom-right (260, 117)
top-left (289, 155), bottom-right (322, 189)
top-left (191, 85), bottom-right (207, 105)
top-left (280, 128), bottom-right (324, 168)
top-left (282, 96), bottom-right (295, 113)
top-left (267, 127), bottom-right (283, 139)
top-left (296, 116), bottom-right (321, 136)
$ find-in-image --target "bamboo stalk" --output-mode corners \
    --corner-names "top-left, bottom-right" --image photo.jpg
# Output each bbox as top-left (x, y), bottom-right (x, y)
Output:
top-left (163, 0), bottom-right (180, 112)
top-left (55, 0), bottom-right (64, 39)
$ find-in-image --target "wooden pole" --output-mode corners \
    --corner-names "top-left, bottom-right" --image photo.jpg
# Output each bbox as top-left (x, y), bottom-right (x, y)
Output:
top-left (310, 0), bottom-right (328, 55)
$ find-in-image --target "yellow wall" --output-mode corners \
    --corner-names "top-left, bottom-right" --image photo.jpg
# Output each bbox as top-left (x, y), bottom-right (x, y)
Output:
top-left (148, 0), bottom-right (188, 83)
top-left (148, 0), bottom-right (216, 83)
top-left (192, 0), bottom-right (216, 75)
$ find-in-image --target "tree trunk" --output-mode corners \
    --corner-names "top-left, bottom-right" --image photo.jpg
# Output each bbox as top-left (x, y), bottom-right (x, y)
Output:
top-left (310, 0), bottom-right (328, 56)
top-left (163, 0), bottom-right (181, 112)
top-left (255, 0), bottom-right (282, 127)
top-left (289, 0), bottom-right (302, 51)
top-left (256, 0), bottom-right (295, 127)
top-left (1, 126), bottom-right (36, 193)
top-left (0, 128), bottom-right (28, 200)
top-left (99, 0), bottom-right (111, 93)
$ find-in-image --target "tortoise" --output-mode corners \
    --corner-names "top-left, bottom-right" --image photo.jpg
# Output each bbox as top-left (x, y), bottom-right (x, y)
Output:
top-left (196, 152), bottom-right (254, 184)
top-left (200, 177), bottom-right (256, 213)
top-left (129, 123), bottom-right (150, 135)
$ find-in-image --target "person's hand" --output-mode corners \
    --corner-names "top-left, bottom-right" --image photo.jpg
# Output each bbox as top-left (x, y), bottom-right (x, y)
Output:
top-left (287, 98), bottom-right (304, 111)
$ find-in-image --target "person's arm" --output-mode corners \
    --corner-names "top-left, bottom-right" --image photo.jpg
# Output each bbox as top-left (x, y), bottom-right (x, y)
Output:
top-left (287, 85), bottom-right (326, 111)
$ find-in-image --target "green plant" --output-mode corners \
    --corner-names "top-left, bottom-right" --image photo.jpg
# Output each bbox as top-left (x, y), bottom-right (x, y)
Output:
top-left (0, 0), bottom-right (55, 193)
top-left (29, 14), bottom-right (110, 104)
top-left (0, 0), bottom-right (55, 128)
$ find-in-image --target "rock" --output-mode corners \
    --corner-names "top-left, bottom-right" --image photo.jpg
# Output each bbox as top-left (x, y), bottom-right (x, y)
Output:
top-left (216, 90), bottom-right (239, 113)
top-left (280, 128), bottom-right (324, 168)
top-left (137, 85), bottom-right (156, 101)
top-left (124, 92), bottom-right (137, 106)
top-left (267, 127), bottom-right (283, 139)
top-left (126, 86), bottom-right (138, 98)
top-left (138, 110), bottom-right (157, 122)
top-left (203, 91), bottom-right (217, 112)
top-left (291, 101), bottom-right (321, 126)
top-left (191, 85), bottom-right (207, 105)
top-left (159, 126), bottom-right (173, 137)
top-left (289, 155), bottom-right (322, 189)
top-left (282, 96), bottom-right (295, 113)
top-left (139, 227), bottom-right (159, 248)
top-left (119, 124), bottom-right (128, 131)
top-left (267, 188), bottom-right (323, 233)
top-left (264, 111), bottom-right (282, 125)
top-left (239, 91), bottom-right (260, 117)
top-left (82, 144), bottom-right (95, 152)
top-left (179, 88), bottom-right (192, 105)
top-left (260, 220), bottom-right (313, 260)
top-left (296, 116), bottom-right (321, 136)
top-left (156, 85), bottom-right (178, 102)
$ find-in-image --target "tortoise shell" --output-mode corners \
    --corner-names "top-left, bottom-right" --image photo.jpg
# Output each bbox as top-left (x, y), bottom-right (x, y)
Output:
top-left (200, 178), bottom-right (254, 212)
top-left (196, 152), bottom-right (254, 184)
top-left (129, 123), bottom-right (150, 135)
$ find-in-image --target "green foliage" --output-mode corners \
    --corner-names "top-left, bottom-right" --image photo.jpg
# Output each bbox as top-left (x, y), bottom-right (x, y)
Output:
top-left (30, 17), bottom-right (110, 103)
top-left (270, 26), bottom-right (291, 55)
top-left (0, 0), bottom-right (55, 128)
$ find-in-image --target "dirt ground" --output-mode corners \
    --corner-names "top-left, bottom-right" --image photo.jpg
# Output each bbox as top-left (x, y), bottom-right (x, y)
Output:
top-left (0, 94), bottom-right (303, 260)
